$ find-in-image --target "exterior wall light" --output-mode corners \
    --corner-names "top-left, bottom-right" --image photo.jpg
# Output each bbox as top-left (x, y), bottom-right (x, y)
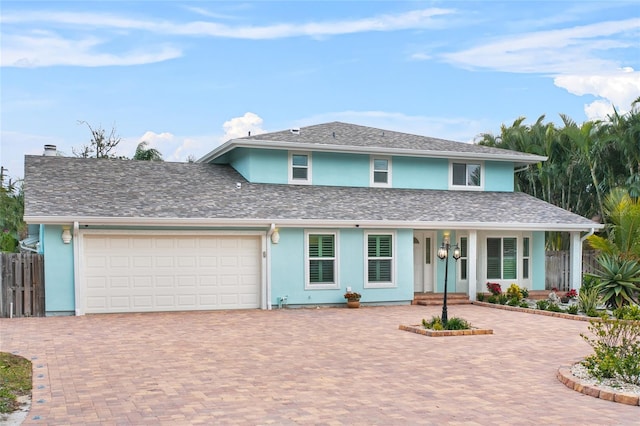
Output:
top-left (61, 226), bottom-right (72, 244)
top-left (271, 229), bottom-right (280, 244)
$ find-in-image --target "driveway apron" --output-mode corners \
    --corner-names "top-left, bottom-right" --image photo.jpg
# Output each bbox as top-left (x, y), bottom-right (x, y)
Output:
top-left (1, 305), bottom-right (638, 425)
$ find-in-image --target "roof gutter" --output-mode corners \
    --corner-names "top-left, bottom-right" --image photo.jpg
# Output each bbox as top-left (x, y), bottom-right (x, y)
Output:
top-left (24, 215), bottom-right (605, 232)
top-left (198, 139), bottom-right (547, 164)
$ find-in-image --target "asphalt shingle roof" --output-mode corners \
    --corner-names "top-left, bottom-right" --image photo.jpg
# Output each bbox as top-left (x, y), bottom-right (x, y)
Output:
top-left (238, 121), bottom-right (542, 159)
top-left (24, 156), bottom-right (597, 230)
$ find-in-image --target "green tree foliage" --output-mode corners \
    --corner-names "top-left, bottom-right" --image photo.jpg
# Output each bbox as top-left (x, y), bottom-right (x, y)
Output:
top-left (587, 188), bottom-right (640, 259)
top-left (133, 141), bottom-right (163, 161)
top-left (0, 168), bottom-right (25, 253)
top-left (477, 100), bottom-right (640, 249)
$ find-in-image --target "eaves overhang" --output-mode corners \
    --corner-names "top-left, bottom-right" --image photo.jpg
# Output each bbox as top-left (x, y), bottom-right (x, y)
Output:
top-left (198, 139), bottom-right (547, 165)
top-left (25, 215), bottom-right (602, 232)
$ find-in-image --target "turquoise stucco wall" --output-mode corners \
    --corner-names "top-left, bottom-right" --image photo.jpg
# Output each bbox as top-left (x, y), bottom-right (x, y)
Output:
top-left (434, 230), bottom-right (461, 293)
top-left (270, 228), bottom-right (414, 306)
top-left (484, 161), bottom-right (514, 192)
top-left (313, 152), bottom-right (369, 187)
top-left (42, 225), bottom-right (75, 314)
top-left (393, 157), bottom-right (448, 189)
top-left (227, 148), bottom-right (288, 184)
top-left (215, 147), bottom-right (517, 192)
top-left (532, 231), bottom-right (546, 290)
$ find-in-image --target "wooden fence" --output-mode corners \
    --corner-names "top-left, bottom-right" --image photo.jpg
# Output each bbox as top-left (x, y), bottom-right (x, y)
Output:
top-left (545, 250), bottom-right (598, 291)
top-left (0, 252), bottom-right (45, 317)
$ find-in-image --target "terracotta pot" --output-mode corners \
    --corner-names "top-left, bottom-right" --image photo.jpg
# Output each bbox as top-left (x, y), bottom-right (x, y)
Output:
top-left (347, 300), bottom-right (360, 308)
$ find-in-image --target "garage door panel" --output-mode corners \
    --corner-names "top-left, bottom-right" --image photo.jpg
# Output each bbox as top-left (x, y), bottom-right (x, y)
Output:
top-left (83, 234), bottom-right (261, 313)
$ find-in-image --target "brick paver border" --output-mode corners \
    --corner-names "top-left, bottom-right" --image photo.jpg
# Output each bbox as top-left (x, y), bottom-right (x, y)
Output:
top-left (398, 324), bottom-right (493, 336)
top-left (557, 365), bottom-right (640, 406)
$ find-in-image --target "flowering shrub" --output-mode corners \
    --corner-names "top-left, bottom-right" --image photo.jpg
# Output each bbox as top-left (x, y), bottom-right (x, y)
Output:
top-left (565, 289), bottom-right (578, 299)
top-left (344, 291), bottom-right (361, 301)
top-left (506, 284), bottom-right (522, 300)
top-left (486, 282), bottom-right (502, 295)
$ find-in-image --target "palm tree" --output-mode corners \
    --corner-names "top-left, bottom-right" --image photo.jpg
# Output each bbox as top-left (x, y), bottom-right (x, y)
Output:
top-left (133, 142), bottom-right (163, 161)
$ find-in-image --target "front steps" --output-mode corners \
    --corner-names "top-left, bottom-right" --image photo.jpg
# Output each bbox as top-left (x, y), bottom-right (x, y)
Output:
top-left (413, 292), bottom-right (471, 306)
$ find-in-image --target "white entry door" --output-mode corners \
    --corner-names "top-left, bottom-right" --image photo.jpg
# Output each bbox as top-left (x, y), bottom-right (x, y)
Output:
top-left (413, 232), bottom-right (434, 292)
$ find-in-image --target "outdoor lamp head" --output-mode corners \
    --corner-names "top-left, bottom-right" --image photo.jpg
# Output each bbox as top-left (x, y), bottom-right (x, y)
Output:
top-left (437, 244), bottom-right (447, 260)
top-left (452, 244), bottom-right (461, 260)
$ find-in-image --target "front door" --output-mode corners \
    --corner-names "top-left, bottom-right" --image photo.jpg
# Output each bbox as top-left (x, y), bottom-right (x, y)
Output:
top-left (413, 232), bottom-right (434, 292)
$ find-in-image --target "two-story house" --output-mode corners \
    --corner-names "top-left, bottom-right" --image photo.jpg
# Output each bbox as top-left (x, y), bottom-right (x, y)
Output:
top-left (23, 122), bottom-right (601, 316)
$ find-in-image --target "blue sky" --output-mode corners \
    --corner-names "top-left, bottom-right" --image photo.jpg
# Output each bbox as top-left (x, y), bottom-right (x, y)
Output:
top-left (1, 1), bottom-right (639, 181)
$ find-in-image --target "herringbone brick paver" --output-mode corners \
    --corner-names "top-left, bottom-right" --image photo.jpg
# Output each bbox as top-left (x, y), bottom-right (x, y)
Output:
top-left (1, 305), bottom-right (637, 425)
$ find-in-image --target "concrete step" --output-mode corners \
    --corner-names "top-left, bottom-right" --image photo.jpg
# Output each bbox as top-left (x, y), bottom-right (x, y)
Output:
top-left (413, 293), bottom-right (471, 306)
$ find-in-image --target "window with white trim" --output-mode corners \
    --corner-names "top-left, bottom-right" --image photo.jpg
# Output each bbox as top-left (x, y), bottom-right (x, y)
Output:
top-left (522, 237), bottom-right (530, 279)
top-left (451, 162), bottom-right (482, 188)
top-left (487, 237), bottom-right (517, 280)
top-left (289, 152), bottom-right (311, 184)
top-left (459, 237), bottom-right (468, 280)
top-left (371, 157), bottom-right (391, 187)
top-left (366, 233), bottom-right (395, 288)
top-left (305, 232), bottom-right (338, 289)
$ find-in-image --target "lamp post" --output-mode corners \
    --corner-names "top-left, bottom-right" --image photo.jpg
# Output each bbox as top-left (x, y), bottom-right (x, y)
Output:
top-left (437, 233), bottom-right (461, 324)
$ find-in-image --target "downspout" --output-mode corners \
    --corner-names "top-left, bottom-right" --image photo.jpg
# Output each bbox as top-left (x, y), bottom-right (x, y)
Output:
top-left (580, 227), bottom-right (595, 243)
top-left (73, 221), bottom-right (80, 315)
top-left (265, 224), bottom-right (276, 310)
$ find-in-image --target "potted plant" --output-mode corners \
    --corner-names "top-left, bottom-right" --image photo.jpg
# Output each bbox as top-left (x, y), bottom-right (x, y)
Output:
top-left (561, 289), bottom-right (578, 304)
top-left (344, 291), bottom-right (362, 308)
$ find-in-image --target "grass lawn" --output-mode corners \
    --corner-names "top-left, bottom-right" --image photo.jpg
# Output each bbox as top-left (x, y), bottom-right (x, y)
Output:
top-left (0, 352), bottom-right (32, 414)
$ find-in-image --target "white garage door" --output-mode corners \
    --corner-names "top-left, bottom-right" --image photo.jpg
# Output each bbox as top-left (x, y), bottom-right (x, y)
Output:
top-left (82, 233), bottom-right (262, 314)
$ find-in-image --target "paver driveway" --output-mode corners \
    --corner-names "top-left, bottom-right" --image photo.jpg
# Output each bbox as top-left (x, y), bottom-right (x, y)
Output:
top-left (1, 305), bottom-right (638, 425)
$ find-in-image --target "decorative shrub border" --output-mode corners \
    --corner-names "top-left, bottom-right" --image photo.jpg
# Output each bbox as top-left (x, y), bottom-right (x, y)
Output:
top-left (473, 301), bottom-right (600, 322)
top-left (557, 365), bottom-right (640, 406)
top-left (398, 324), bottom-right (493, 337)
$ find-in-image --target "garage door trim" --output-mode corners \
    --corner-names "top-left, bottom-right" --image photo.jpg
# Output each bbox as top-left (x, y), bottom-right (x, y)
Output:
top-left (76, 229), bottom-right (267, 315)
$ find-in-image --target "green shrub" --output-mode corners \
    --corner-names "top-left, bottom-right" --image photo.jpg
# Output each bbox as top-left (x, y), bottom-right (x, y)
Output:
top-left (581, 316), bottom-right (640, 385)
top-left (536, 300), bottom-right (549, 310)
top-left (519, 301), bottom-right (530, 308)
top-left (589, 254), bottom-right (640, 309)
top-left (581, 274), bottom-right (599, 292)
top-left (579, 286), bottom-right (600, 315)
top-left (520, 288), bottom-right (529, 299)
top-left (476, 292), bottom-right (485, 302)
top-left (497, 294), bottom-right (509, 305)
top-left (506, 297), bottom-right (520, 307)
top-left (613, 304), bottom-right (640, 320)
top-left (444, 317), bottom-right (471, 330)
top-left (422, 316), bottom-right (471, 331)
top-left (547, 303), bottom-right (563, 312)
top-left (567, 305), bottom-right (579, 315)
top-left (422, 316), bottom-right (443, 331)
top-left (487, 295), bottom-right (498, 304)
top-left (506, 284), bottom-right (522, 301)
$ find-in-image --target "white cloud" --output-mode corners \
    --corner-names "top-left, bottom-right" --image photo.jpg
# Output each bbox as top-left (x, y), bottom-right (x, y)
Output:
top-left (220, 112), bottom-right (266, 142)
top-left (442, 18), bottom-right (639, 74)
top-left (409, 52), bottom-right (431, 61)
top-left (553, 68), bottom-right (640, 119)
top-left (1, 32), bottom-right (181, 67)
top-left (442, 18), bottom-right (640, 120)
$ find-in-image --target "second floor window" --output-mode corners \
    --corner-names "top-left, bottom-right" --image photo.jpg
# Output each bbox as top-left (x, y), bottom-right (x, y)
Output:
top-left (290, 152), bottom-right (311, 184)
top-left (452, 162), bottom-right (481, 187)
top-left (371, 157), bottom-right (391, 187)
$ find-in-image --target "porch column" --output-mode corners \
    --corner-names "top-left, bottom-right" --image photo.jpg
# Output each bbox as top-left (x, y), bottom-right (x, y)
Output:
top-left (468, 230), bottom-right (478, 301)
top-left (570, 231), bottom-right (582, 291)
